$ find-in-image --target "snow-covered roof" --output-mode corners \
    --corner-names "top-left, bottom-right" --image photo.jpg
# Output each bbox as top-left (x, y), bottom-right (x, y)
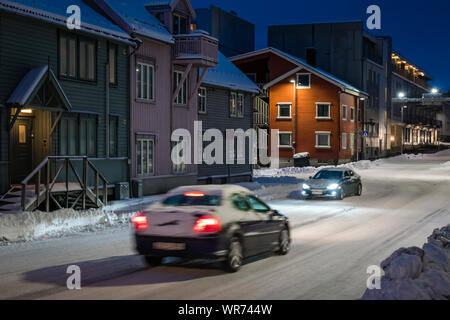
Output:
top-left (7, 65), bottom-right (72, 110)
top-left (230, 47), bottom-right (368, 97)
top-left (103, 0), bottom-right (174, 43)
top-left (0, 0), bottom-right (134, 44)
top-left (202, 52), bottom-right (260, 94)
top-left (146, 0), bottom-right (196, 19)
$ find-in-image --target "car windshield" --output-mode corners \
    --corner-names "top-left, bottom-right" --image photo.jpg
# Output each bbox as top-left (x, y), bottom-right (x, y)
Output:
top-left (162, 195), bottom-right (221, 206)
top-left (313, 170), bottom-right (343, 180)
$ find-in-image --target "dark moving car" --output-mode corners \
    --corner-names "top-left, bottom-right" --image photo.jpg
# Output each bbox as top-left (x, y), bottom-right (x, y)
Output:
top-left (301, 168), bottom-right (362, 200)
top-left (131, 185), bottom-right (291, 272)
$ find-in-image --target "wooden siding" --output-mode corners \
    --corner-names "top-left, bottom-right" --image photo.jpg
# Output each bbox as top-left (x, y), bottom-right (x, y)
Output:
top-left (0, 11), bottom-right (129, 193)
top-left (197, 85), bottom-right (253, 180)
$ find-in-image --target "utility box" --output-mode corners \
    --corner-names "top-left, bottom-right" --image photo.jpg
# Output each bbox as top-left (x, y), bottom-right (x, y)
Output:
top-left (132, 179), bottom-right (143, 198)
top-left (294, 152), bottom-right (310, 167)
top-left (115, 182), bottom-right (130, 200)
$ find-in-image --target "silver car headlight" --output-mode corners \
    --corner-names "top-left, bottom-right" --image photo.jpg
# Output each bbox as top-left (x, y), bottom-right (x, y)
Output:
top-left (327, 183), bottom-right (340, 190)
top-left (302, 183), bottom-right (311, 190)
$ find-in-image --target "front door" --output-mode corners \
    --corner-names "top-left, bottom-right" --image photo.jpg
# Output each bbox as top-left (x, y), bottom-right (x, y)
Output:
top-left (10, 118), bottom-right (33, 184)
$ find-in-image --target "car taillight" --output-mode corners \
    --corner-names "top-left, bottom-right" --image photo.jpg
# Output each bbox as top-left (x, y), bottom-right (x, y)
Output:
top-left (131, 214), bottom-right (148, 229)
top-left (193, 216), bottom-right (222, 233)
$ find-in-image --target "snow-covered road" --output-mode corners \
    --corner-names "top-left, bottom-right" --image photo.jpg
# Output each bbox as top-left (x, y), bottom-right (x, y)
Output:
top-left (0, 152), bottom-right (449, 300)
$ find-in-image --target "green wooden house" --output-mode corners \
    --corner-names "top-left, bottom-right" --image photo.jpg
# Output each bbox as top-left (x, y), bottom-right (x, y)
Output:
top-left (0, 0), bottom-right (136, 212)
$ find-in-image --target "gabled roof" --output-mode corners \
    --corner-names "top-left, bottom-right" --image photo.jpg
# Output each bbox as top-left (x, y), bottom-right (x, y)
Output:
top-left (100, 0), bottom-right (174, 43)
top-left (146, 0), bottom-right (196, 19)
top-left (230, 47), bottom-right (368, 97)
top-left (0, 0), bottom-right (134, 44)
top-left (7, 66), bottom-right (72, 111)
top-left (202, 52), bottom-right (260, 94)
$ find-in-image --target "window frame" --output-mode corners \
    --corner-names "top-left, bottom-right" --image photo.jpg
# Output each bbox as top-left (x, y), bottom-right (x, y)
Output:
top-left (198, 86), bottom-right (207, 114)
top-left (342, 104), bottom-right (348, 121)
top-left (315, 102), bottom-right (331, 120)
top-left (230, 92), bottom-right (237, 117)
top-left (136, 61), bottom-right (155, 101)
top-left (315, 131), bottom-right (331, 149)
top-left (342, 132), bottom-right (347, 150)
top-left (108, 42), bottom-right (118, 86)
top-left (58, 113), bottom-right (98, 157)
top-left (172, 140), bottom-right (188, 174)
top-left (296, 72), bottom-right (311, 89)
top-left (78, 36), bottom-right (97, 82)
top-left (278, 131), bottom-right (292, 148)
top-left (237, 93), bottom-right (244, 118)
top-left (173, 70), bottom-right (188, 105)
top-left (350, 106), bottom-right (355, 122)
top-left (136, 136), bottom-right (155, 176)
top-left (277, 103), bottom-right (292, 119)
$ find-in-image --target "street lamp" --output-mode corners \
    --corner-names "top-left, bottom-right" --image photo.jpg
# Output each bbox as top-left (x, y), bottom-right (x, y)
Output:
top-left (398, 92), bottom-right (405, 98)
top-left (431, 88), bottom-right (439, 94)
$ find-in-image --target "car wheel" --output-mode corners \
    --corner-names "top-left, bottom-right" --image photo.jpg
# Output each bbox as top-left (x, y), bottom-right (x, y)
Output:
top-left (277, 228), bottom-right (290, 255)
top-left (337, 189), bottom-right (345, 200)
top-left (144, 256), bottom-right (163, 267)
top-left (223, 237), bottom-right (243, 273)
top-left (356, 184), bottom-right (362, 196)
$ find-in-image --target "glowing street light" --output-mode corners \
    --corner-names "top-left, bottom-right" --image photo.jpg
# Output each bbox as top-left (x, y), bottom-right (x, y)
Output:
top-left (431, 88), bottom-right (439, 94)
top-left (398, 92), bottom-right (405, 98)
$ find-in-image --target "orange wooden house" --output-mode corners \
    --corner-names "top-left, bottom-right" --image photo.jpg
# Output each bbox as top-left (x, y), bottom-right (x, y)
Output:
top-left (231, 48), bottom-right (368, 166)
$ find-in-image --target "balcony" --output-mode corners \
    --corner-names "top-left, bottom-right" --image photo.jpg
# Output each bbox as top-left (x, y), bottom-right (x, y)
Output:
top-left (173, 32), bottom-right (218, 67)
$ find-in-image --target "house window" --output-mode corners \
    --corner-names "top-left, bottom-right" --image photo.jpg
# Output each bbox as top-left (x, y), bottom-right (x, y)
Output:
top-left (173, 14), bottom-right (188, 35)
top-left (60, 114), bottom-right (97, 157)
top-left (350, 107), bottom-right (355, 121)
top-left (237, 94), bottom-right (244, 117)
top-left (198, 87), bottom-right (207, 113)
top-left (137, 62), bottom-right (155, 100)
top-left (342, 133), bottom-right (347, 150)
top-left (59, 34), bottom-right (77, 78)
top-left (350, 133), bottom-right (355, 156)
top-left (277, 103), bottom-right (292, 119)
top-left (136, 138), bottom-right (154, 176)
top-left (173, 70), bottom-right (187, 105)
top-left (172, 141), bottom-right (187, 174)
top-left (315, 132), bottom-right (331, 148)
top-left (279, 132), bottom-right (292, 147)
top-left (357, 107), bottom-right (361, 122)
top-left (108, 44), bottom-right (117, 85)
top-left (230, 92), bottom-right (237, 117)
top-left (79, 39), bottom-right (96, 81)
top-left (109, 116), bottom-right (118, 158)
top-left (296, 73), bottom-right (311, 88)
top-left (316, 103), bottom-right (331, 119)
top-left (342, 105), bottom-right (347, 120)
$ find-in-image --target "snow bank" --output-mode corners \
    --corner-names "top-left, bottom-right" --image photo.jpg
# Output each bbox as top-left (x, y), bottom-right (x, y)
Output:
top-left (361, 225), bottom-right (450, 300)
top-left (0, 208), bottom-right (138, 243)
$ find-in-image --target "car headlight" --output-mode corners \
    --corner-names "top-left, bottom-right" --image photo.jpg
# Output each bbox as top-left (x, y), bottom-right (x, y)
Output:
top-left (327, 183), bottom-right (340, 190)
top-left (302, 183), bottom-right (310, 190)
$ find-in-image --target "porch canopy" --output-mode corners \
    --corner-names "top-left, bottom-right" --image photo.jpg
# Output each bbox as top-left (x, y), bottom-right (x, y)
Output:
top-left (7, 65), bottom-right (72, 111)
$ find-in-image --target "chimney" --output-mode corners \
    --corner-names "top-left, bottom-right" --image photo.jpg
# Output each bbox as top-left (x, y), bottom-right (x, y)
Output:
top-left (306, 47), bottom-right (317, 67)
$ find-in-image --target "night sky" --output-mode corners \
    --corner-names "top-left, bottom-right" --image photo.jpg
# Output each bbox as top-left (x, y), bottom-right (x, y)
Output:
top-left (191, 0), bottom-right (450, 91)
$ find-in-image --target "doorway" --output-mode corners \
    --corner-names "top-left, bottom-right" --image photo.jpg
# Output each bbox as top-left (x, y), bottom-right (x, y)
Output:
top-left (10, 118), bottom-right (33, 184)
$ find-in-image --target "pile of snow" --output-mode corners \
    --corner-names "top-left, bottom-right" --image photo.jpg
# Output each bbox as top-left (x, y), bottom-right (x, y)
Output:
top-left (0, 208), bottom-right (138, 243)
top-left (361, 225), bottom-right (450, 300)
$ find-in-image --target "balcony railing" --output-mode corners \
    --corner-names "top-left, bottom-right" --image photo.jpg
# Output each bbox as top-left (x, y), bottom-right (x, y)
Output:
top-left (173, 33), bottom-right (218, 67)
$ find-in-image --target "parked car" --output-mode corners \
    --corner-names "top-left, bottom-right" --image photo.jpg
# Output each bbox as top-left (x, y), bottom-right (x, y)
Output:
top-left (131, 185), bottom-right (290, 272)
top-left (301, 168), bottom-right (362, 200)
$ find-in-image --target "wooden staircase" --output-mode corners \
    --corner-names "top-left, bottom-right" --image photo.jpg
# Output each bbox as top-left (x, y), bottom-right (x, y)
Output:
top-left (0, 156), bottom-right (108, 213)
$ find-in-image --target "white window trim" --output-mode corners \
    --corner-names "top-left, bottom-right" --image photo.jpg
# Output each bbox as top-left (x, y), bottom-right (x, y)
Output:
top-left (237, 93), bottom-right (244, 118)
top-left (315, 131), bottom-right (331, 149)
top-left (136, 138), bottom-right (155, 176)
top-left (296, 73), bottom-right (311, 89)
top-left (277, 102), bottom-right (292, 119)
top-left (136, 62), bottom-right (155, 101)
top-left (174, 70), bottom-right (188, 105)
top-left (198, 86), bottom-right (207, 114)
top-left (350, 133), bottom-right (355, 155)
top-left (315, 102), bottom-right (331, 119)
top-left (350, 106), bottom-right (355, 122)
top-left (342, 104), bottom-right (347, 121)
top-left (342, 132), bottom-right (347, 150)
top-left (278, 131), bottom-right (292, 148)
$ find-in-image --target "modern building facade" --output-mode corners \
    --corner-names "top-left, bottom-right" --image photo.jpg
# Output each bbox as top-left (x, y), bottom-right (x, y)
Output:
top-left (0, 0), bottom-right (134, 211)
top-left (197, 52), bottom-right (259, 183)
top-left (194, 5), bottom-right (254, 58)
top-left (231, 48), bottom-right (367, 167)
top-left (95, 0), bottom-right (219, 195)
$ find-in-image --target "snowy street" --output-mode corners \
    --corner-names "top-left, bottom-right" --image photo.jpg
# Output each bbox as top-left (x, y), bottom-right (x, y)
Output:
top-left (0, 151), bottom-right (449, 300)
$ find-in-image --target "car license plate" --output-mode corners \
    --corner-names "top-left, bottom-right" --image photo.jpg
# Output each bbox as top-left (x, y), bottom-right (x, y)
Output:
top-left (152, 242), bottom-right (186, 251)
top-left (312, 190), bottom-right (323, 195)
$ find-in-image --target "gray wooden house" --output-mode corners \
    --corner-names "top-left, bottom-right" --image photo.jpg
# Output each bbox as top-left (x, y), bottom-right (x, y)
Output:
top-left (0, 0), bottom-right (135, 212)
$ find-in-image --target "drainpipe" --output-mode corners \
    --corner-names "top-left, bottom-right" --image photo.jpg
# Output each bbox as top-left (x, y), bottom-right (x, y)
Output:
top-left (337, 90), bottom-right (342, 166)
top-left (105, 62), bottom-right (110, 159)
top-left (291, 80), bottom-right (297, 160)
